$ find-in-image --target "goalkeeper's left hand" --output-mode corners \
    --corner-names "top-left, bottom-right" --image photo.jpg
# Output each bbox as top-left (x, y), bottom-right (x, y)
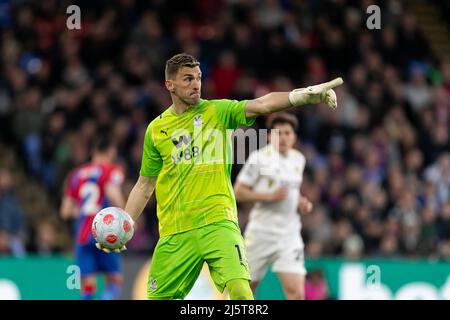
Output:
top-left (95, 242), bottom-right (127, 254)
top-left (289, 77), bottom-right (344, 109)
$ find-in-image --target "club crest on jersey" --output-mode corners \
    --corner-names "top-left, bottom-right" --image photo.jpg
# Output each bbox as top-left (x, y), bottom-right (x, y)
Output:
top-left (194, 114), bottom-right (204, 127)
top-left (149, 277), bottom-right (157, 291)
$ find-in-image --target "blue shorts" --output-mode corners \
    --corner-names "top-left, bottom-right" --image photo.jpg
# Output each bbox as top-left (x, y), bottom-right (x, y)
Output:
top-left (76, 242), bottom-right (121, 276)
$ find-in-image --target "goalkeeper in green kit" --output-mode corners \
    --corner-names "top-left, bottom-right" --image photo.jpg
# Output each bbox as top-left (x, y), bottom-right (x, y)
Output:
top-left (95, 53), bottom-right (343, 299)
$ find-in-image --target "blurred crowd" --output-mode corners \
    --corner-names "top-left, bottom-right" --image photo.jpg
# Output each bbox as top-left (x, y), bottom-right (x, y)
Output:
top-left (0, 0), bottom-right (449, 260)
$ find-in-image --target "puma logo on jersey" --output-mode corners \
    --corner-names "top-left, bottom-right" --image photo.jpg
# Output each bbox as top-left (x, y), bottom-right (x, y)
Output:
top-left (160, 129), bottom-right (168, 136)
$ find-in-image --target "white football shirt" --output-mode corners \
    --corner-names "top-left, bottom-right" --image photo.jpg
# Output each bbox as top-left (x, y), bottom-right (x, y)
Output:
top-left (237, 144), bottom-right (306, 235)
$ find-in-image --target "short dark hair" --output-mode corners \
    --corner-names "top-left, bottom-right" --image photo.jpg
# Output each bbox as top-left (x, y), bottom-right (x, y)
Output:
top-left (266, 112), bottom-right (299, 131)
top-left (93, 135), bottom-right (116, 154)
top-left (165, 53), bottom-right (200, 79)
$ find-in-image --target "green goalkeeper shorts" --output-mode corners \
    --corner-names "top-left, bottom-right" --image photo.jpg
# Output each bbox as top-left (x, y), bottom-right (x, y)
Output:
top-left (147, 219), bottom-right (251, 299)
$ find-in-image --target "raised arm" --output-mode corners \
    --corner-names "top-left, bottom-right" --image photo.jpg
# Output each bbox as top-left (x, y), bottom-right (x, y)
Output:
top-left (245, 77), bottom-right (343, 118)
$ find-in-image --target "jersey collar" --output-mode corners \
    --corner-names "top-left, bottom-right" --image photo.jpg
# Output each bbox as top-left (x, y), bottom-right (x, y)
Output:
top-left (268, 143), bottom-right (290, 159)
top-left (169, 99), bottom-right (205, 116)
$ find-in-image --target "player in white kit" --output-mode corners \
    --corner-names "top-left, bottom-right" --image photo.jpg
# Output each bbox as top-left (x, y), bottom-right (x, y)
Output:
top-left (234, 112), bottom-right (313, 300)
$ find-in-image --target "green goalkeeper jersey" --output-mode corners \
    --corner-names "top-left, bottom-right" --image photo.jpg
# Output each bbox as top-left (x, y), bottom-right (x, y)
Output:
top-left (140, 99), bottom-right (254, 237)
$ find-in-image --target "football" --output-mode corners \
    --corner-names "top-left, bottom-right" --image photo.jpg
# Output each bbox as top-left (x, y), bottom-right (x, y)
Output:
top-left (92, 207), bottom-right (134, 250)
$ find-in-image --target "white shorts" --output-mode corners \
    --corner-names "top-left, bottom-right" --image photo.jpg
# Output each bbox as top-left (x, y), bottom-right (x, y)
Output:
top-left (244, 228), bottom-right (306, 282)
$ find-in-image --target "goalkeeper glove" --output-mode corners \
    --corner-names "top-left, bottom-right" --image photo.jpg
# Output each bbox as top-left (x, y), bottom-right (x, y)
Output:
top-left (288, 77), bottom-right (344, 109)
top-left (95, 242), bottom-right (127, 254)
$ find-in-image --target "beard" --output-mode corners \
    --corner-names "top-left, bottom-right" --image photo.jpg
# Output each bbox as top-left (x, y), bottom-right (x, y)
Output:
top-left (176, 90), bottom-right (201, 105)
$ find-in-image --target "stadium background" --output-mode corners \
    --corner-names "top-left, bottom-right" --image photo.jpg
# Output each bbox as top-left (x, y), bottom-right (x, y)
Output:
top-left (0, 0), bottom-right (449, 299)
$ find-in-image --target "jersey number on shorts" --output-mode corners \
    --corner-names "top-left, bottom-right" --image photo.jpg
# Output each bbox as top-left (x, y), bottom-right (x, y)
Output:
top-left (234, 244), bottom-right (244, 266)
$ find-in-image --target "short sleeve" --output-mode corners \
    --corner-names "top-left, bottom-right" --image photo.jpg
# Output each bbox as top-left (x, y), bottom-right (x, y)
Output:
top-left (64, 171), bottom-right (77, 200)
top-left (140, 125), bottom-right (163, 177)
top-left (108, 166), bottom-right (125, 186)
top-left (214, 99), bottom-right (255, 129)
top-left (236, 151), bottom-right (260, 186)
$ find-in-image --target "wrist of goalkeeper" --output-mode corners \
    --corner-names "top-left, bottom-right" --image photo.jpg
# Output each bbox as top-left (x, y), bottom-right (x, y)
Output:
top-left (288, 89), bottom-right (311, 107)
top-left (288, 77), bottom-right (343, 109)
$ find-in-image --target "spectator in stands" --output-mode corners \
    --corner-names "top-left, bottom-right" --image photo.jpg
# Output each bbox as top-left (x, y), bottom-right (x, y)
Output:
top-left (0, 168), bottom-right (26, 256)
top-left (32, 220), bottom-right (62, 256)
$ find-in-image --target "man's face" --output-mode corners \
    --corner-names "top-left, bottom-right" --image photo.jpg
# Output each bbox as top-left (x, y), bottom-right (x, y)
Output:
top-left (166, 66), bottom-right (202, 105)
top-left (269, 123), bottom-right (297, 154)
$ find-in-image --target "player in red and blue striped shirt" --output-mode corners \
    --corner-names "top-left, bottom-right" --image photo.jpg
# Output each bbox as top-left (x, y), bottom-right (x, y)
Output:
top-left (61, 137), bottom-right (125, 300)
